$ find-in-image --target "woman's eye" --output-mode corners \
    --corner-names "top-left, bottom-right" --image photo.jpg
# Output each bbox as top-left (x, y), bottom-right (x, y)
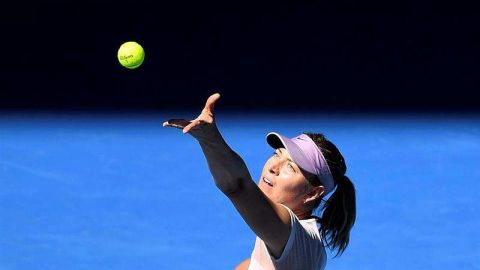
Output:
top-left (288, 163), bottom-right (295, 172)
top-left (273, 151), bottom-right (279, 157)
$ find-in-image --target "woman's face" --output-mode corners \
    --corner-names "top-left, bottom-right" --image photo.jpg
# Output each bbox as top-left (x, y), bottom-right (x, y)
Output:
top-left (258, 148), bottom-right (311, 210)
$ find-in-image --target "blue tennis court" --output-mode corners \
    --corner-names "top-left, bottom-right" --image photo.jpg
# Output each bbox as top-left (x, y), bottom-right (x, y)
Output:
top-left (1, 112), bottom-right (479, 269)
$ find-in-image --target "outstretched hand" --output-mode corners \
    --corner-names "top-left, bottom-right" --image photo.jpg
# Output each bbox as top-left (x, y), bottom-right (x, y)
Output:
top-left (163, 93), bottom-right (221, 141)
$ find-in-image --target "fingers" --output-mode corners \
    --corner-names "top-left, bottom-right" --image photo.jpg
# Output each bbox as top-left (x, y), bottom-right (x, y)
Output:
top-left (163, 119), bottom-right (191, 129)
top-left (163, 118), bottom-right (206, 134)
top-left (164, 93), bottom-right (221, 134)
top-left (182, 124), bottom-right (193, 134)
top-left (182, 119), bottom-right (203, 134)
top-left (163, 118), bottom-right (197, 134)
top-left (204, 93), bottom-right (221, 113)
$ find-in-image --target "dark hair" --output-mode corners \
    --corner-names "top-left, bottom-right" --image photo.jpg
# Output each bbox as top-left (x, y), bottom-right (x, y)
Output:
top-left (305, 133), bottom-right (356, 257)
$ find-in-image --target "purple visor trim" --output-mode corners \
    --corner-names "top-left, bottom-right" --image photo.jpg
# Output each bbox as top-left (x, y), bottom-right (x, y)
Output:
top-left (266, 132), bottom-right (336, 194)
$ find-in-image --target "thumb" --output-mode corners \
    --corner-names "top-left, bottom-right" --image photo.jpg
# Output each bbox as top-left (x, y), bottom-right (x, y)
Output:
top-left (204, 93), bottom-right (221, 113)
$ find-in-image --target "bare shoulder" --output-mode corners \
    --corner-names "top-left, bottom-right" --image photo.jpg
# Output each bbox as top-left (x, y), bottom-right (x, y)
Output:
top-left (234, 258), bottom-right (250, 270)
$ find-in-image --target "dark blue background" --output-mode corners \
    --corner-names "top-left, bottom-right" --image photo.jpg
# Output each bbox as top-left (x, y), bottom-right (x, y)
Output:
top-left (1, 0), bottom-right (479, 111)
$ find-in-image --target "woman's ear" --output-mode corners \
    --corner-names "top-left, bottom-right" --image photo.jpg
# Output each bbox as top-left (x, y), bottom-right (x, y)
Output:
top-left (304, 185), bottom-right (324, 204)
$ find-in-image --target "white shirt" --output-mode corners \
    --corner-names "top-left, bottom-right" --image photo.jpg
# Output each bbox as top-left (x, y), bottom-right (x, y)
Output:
top-left (247, 205), bottom-right (327, 270)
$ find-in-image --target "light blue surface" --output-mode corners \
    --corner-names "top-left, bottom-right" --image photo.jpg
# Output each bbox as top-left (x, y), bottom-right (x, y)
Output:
top-left (1, 112), bottom-right (479, 270)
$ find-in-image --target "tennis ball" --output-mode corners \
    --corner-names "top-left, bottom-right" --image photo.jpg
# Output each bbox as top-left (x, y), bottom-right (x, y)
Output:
top-left (117, 41), bottom-right (145, 69)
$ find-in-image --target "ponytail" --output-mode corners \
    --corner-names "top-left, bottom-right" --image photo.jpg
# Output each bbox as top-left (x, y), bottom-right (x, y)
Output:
top-left (319, 175), bottom-right (356, 257)
top-left (304, 132), bottom-right (357, 256)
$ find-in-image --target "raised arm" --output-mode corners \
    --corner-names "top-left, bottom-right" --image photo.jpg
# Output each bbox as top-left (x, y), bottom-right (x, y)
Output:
top-left (163, 93), bottom-right (291, 258)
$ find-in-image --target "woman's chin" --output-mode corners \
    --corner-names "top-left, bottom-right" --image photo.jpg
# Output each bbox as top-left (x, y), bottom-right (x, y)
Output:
top-left (258, 181), bottom-right (271, 195)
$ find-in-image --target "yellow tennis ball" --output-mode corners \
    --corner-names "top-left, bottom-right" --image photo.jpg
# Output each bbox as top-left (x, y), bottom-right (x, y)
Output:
top-left (117, 41), bottom-right (145, 69)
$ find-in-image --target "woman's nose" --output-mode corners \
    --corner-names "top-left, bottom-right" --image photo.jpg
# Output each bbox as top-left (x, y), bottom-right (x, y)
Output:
top-left (269, 160), bottom-right (281, 175)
